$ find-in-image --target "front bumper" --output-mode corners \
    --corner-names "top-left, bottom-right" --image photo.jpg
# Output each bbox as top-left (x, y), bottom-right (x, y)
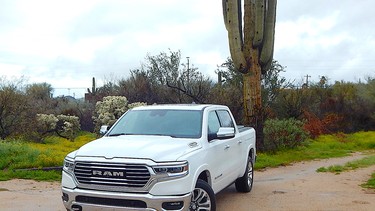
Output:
top-left (62, 187), bottom-right (192, 211)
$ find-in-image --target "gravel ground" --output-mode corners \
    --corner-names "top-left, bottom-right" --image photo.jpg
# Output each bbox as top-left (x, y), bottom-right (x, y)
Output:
top-left (0, 152), bottom-right (374, 211)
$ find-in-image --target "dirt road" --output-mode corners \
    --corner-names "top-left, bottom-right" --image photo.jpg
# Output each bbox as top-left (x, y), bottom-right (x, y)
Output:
top-left (1, 152), bottom-right (374, 211)
top-left (216, 152), bottom-right (375, 211)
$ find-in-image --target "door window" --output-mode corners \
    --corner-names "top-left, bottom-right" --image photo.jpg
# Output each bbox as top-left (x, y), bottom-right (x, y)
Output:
top-left (208, 111), bottom-right (220, 134)
top-left (216, 110), bottom-right (234, 128)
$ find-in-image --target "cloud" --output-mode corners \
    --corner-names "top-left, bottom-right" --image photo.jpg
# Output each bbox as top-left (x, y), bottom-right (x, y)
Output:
top-left (274, 0), bottom-right (375, 83)
top-left (1, 0), bottom-right (375, 98)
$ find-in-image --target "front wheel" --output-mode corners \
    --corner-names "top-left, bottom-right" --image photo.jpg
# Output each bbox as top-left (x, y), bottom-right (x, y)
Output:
top-left (190, 179), bottom-right (216, 211)
top-left (235, 156), bottom-right (254, 193)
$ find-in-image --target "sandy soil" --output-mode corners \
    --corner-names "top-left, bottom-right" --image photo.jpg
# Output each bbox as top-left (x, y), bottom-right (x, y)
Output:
top-left (0, 152), bottom-right (374, 211)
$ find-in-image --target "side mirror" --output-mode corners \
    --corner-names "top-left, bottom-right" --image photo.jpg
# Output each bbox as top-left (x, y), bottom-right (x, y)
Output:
top-left (100, 125), bottom-right (109, 135)
top-left (216, 127), bottom-right (235, 139)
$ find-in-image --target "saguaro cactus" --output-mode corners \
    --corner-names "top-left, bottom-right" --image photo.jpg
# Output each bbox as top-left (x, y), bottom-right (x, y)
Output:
top-left (85, 77), bottom-right (100, 103)
top-left (223, 0), bottom-right (276, 73)
top-left (223, 0), bottom-right (277, 126)
top-left (87, 77), bottom-right (98, 95)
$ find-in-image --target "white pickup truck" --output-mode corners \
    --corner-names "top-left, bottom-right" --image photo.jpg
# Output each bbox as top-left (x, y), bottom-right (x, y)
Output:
top-left (61, 104), bottom-right (256, 211)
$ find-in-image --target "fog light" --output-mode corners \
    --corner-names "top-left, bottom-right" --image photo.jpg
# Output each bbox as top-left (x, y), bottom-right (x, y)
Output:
top-left (71, 205), bottom-right (82, 211)
top-left (162, 201), bottom-right (184, 210)
top-left (62, 192), bottom-right (69, 202)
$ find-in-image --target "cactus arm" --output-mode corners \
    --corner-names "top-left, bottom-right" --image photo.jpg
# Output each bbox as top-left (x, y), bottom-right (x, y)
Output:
top-left (222, 0), bottom-right (228, 30)
top-left (92, 77), bottom-right (96, 94)
top-left (259, 0), bottom-right (277, 67)
top-left (261, 34), bottom-right (274, 74)
top-left (253, 0), bottom-right (265, 47)
top-left (242, 0), bottom-right (252, 44)
top-left (223, 0), bottom-right (248, 74)
top-left (87, 77), bottom-right (98, 95)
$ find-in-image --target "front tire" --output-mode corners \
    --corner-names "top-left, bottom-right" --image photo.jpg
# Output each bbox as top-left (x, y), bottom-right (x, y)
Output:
top-left (190, 179), bottom-right (216, 211)
top-left (235, 156), bottom-right (254, 192)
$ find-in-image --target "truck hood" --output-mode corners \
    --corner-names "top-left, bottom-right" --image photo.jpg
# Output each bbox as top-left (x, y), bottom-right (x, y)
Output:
top-left (73, 135), bottom-right (201, 162)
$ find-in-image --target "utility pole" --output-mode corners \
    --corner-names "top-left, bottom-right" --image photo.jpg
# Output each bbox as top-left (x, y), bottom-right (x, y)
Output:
top-left (186, 57), bottom-right (190, 70)
top-left (304, 74), bottom-right (311, 87)
top-left (186, 57), bottom-right (190, 86)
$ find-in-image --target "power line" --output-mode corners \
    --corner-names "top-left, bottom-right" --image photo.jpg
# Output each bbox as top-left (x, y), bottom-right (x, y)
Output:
top-left (54, 87), bottom-right (86, 89)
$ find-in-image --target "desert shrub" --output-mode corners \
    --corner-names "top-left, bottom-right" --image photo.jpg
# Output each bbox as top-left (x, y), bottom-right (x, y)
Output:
top-left (36, 114), bottom-right (59, 132)
top-left (93, 96), bottom-right (147, 132)
top-left (34, 114), bottom-right (80, 141)
top-left (56, 115), bottom-right (80, 140)
top-left (302, 111), bottom-right (344, 138)
top-left (264, 118), bottom-right (309, 152)
top-left (94, 96), bottom-right (128, 130)
top-left (0, 77), bottom-right (32, 139)
top-left (128, 102), bottom-right (147, 110)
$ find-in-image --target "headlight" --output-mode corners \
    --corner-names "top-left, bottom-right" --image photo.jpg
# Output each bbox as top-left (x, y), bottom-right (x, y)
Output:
top-left (152, 161), bottom-right (189, 180)
top-left (63, 157), bottom-right (75, 175)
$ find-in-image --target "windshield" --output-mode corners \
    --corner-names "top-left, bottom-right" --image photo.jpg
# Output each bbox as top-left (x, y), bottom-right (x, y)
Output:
top-left (108, 109), bottom-right (203, 138)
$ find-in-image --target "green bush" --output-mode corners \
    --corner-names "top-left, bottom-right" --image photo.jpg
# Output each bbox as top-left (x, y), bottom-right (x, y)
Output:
top-left (264, 118), bottom-right (309, 152)
top-left (0, 141), bottom-right (40, 170)
top-left (0, 133), bottom-right (96, 181)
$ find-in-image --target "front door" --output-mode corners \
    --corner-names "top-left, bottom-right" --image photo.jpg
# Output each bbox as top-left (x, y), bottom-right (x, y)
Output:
top-left (207, 110), bottom-right (238, 192)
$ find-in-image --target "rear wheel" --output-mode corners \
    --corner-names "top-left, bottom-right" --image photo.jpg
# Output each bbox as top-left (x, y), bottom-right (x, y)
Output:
top-left (190, 179), bottom-right (216, 211)
top-left (235, 156), bottom-right (254, 192)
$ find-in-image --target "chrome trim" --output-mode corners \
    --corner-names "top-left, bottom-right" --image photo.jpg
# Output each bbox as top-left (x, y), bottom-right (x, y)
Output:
top-left (73, 161), bottom-right (155, 193)
top-left (62, 187), bottom-right (191, 211)
top-left (71, 160), bottom-right (189, 193)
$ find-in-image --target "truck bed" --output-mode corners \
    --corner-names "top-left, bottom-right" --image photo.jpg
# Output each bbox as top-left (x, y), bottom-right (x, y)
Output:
top-left (237, 125), bottom-right (252, 133)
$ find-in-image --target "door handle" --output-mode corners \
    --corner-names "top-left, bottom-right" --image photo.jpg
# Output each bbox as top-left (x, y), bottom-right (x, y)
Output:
top-left (238, 140), bottom-right (243, 144)
top-left (224, 145), bottom-right (230, 150)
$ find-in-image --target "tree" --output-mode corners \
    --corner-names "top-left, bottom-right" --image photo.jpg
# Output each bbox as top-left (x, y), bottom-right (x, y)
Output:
top-left (0, 77), bottom-right (31, 139)
top-left (261, 60), bottom-right (291, 117)
top-left (100, 80), bottom-right (119, 97)
top-left (213, 58), bottom-right (244, 122)
top-left (222, 0), bottom-right (277, 150)
top-left (53, 97), bottom-right (95, 132)
top-left (26, 82), bottom-right (53, 100)
top-left (25, 82), bottom-right (54, 113)
top-left (217, 58), bottom-right (244, 87)
top-left (117, 69), bottom-right (157, 104)
top-left (273, 88), bottom-right (308, 119)
top-left (145, 50), bottom-right (212, 103)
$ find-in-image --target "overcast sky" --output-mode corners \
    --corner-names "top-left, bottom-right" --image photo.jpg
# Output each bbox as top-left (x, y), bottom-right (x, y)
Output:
top-left (1, 0), bottom-right (374, 98)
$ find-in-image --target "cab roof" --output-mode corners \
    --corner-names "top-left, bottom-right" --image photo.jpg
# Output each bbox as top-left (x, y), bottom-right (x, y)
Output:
top-left (131, 104), bottom-right (227, 111)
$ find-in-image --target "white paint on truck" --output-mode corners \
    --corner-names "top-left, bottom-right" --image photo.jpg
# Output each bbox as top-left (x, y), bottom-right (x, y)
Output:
top-left (61, 104), bottom-right (256, 211)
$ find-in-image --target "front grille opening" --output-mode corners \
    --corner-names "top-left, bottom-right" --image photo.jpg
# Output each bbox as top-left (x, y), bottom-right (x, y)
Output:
top-left (76, 195), bottom-right (147, 208)
top-left (74, 162), bottom-right (151, 189)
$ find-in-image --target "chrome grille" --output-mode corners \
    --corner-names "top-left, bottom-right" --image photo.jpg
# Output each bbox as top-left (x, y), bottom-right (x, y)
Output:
top-left (74, 162), bottom-right (151, 188)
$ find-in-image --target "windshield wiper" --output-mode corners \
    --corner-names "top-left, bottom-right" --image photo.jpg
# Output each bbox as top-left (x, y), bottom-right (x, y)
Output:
top-left (108, 133), bottom-right (137, 137)
top-left (108, 133), bottom-right (178, 138)
top-left (148, 134), bottom-right (178, 138)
